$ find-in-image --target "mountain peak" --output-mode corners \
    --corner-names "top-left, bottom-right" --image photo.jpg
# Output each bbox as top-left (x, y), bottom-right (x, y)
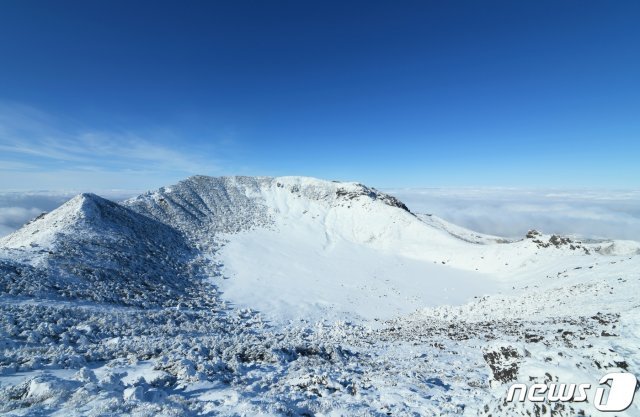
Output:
top-left (68, 192), bottom-right (121, 220)
top-left (0, 192), bottom-right (110, 249)
top-left (0, 190), bottom-right (213, 308)
top-left (1, 191), bottom-right (162, 250)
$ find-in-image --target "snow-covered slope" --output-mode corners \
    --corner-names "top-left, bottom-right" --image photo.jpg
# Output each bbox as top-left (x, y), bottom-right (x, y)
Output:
top-left (0, 193), bottom-right (215, 308)
top-left (415, 213), bottom-right (511, 245)
top-left (1, 175), bottom-right (639, 417)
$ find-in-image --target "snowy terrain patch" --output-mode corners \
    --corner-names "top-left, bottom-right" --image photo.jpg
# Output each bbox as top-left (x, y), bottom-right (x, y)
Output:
top-left (217, 223), bottom-right (498, 322)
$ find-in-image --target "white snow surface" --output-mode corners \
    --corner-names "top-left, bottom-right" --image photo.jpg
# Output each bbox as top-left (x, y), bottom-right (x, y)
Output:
top-left (1, 175), bottom-right (639, 416)
top-left (210, 177), bottom-right (501, 321)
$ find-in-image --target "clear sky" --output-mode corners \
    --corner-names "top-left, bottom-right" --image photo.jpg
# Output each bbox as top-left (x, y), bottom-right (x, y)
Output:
top-left (0, 0), bottom-right (639, 190)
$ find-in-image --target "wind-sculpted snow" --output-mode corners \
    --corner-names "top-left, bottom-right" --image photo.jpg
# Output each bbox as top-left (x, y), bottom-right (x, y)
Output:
top-left (0, 175), bottom-right (639, 416)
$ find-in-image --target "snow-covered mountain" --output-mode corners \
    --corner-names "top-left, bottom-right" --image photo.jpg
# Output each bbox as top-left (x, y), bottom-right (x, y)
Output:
top-left (1, 175), bottom-right (639, 416)
top-left (0, 192), bottom-right (215, 308)
top-left (126, 175), bottom-right (639, 321)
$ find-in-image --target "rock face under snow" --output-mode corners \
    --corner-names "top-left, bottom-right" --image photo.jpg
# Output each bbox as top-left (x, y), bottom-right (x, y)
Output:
top-left (0, 175), bottom-right (639, 417)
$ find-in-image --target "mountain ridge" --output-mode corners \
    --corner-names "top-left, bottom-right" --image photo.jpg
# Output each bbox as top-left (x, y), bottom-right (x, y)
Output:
top-left (1, 174), bottom-right (638, 316)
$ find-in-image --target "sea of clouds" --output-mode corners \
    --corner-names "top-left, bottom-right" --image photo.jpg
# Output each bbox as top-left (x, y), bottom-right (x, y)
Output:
top-left (386, 188), bottom-right (640, 241)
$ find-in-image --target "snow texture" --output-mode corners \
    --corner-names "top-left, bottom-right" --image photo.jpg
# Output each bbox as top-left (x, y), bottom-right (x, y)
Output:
top-left (1, 175), bottom-right (639, 416)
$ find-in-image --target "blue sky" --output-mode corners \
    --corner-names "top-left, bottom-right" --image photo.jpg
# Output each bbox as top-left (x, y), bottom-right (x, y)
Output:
top-left (0, 0), bottom-right (639, 190)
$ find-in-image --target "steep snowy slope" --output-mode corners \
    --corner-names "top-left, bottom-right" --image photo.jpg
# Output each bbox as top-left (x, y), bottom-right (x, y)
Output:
top-left (0, 193), bottom-right (214, 308)
top-left (124, 176), bottom-right (276, 245)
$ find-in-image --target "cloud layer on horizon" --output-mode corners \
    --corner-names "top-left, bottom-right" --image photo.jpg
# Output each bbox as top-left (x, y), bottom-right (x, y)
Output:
top-left (385, 188), bottom-right (640, 241)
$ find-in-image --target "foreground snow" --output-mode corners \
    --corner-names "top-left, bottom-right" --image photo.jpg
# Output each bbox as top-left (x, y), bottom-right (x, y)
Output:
top-left (0, 175), bottom-right (638, 416)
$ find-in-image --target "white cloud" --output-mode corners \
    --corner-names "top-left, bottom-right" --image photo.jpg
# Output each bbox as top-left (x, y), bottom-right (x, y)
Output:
top-left (0, 206), bottom-right (42, 225)
top-left (0, 200), bottom-right (58, 238)
top-left (0, 102), bottom-right (221, 190)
